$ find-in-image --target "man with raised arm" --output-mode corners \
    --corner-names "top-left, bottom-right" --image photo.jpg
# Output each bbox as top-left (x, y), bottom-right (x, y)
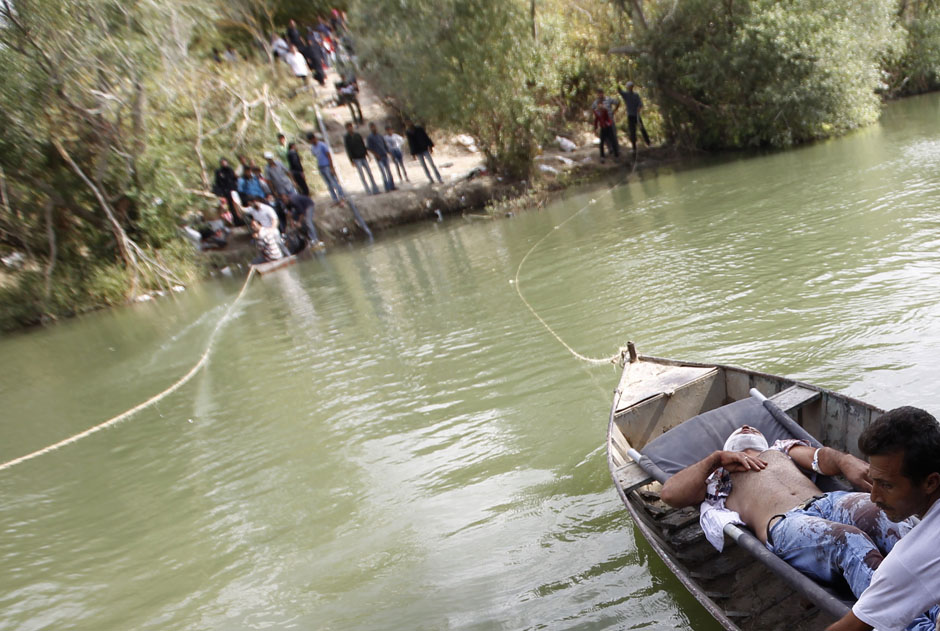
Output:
top-left (827, 407), bottom-right (940, 631)
top-left (617, 82), bottom-right (651, 155)
top-left (659, 423), bottom-right (934, 630)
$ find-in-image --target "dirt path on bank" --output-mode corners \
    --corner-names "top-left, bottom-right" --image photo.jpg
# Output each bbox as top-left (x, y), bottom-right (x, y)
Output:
top-left (216, 64), bottom-right (678, 260)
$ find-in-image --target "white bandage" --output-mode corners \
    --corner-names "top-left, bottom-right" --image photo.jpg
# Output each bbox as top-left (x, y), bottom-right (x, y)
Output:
top-left (723, 428), bottom-right (769, 453)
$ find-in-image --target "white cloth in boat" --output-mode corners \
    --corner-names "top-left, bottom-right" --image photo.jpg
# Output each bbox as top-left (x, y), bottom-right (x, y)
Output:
top-left (701, 438), bottom-right (811, 551)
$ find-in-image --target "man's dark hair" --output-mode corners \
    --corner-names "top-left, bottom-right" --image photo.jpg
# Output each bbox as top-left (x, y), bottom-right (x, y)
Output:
top-left (859, 406), bottom-right (940, 483)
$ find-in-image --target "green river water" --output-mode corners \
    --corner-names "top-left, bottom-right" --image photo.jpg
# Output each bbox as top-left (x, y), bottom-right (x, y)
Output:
top-left (2, 94), bottom-right (940, 631)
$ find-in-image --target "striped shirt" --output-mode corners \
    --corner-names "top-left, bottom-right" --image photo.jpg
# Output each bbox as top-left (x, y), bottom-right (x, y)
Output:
top-left (255, 227), bottom-right (283, 262)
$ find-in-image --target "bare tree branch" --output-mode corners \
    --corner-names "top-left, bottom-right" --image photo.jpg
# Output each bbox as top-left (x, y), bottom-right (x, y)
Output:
top-left (51, 137), bottom-right (141, 296)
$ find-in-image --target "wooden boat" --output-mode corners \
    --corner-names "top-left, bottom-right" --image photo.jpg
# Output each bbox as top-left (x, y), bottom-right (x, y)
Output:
top-left (251, 242), bottom-right (324, 276)
top-left (607, 343), bottom-right (883, 631)
top-left (252, 253), bottom-right (299, 276)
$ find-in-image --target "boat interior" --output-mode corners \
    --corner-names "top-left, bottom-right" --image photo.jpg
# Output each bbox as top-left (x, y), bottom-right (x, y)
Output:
top-left (606, 353), bottom-right (882, 630)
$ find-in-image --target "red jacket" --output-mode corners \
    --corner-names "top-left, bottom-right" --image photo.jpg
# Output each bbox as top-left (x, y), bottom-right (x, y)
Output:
top-left (594, 106), bottom-right (614, 130)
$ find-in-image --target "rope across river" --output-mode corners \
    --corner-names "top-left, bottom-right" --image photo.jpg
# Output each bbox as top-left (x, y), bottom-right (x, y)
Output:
top-left (0, 156), bottom-right (637, 472)
top-left (0, 267), bottom-right (257, 473)
top-left (513, 162), bottom-right (637, 365)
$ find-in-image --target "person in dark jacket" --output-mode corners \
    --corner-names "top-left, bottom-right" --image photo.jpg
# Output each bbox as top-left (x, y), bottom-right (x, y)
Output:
top-left (213, 158), bottom-right (241, 223)
top-left (301, 36), bottom-right (326, 86)
top-left (336, 80), bottom-right (362, 124)
top-left (281, 192), bottom-right (321, 245)
top-left (617, 82), bottom-right (651, 156)
top-left (366, 122), bottom-right (396, 192)
top-left (343, 122), bottom-right (379, 195)
top-left (286, 142), bottom-right (310, 196)
top-left (405, 120), bottom-right (443, 184)
top-left (286, 19), bottom-right (304, 49)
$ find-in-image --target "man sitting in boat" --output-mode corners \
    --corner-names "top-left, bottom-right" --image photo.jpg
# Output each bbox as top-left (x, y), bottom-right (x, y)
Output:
top-left (659, 425), bottom-right (936, 629)
top-left (249, 217), bottom-right (284, 265)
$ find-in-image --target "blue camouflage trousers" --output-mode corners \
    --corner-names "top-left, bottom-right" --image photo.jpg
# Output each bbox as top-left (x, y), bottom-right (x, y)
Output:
top-left (767, 491), bottom-right (938, 630)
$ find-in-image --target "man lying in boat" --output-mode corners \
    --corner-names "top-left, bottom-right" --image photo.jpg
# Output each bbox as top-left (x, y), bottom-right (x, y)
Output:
top-left (660, 425), bottom-right (937, 630)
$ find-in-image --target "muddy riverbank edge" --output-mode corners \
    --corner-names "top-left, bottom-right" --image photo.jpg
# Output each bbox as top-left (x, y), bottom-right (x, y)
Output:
top-left (0, 145), bottom-right (681, 334)
top-left (208, 144), bottom-right (683, 268)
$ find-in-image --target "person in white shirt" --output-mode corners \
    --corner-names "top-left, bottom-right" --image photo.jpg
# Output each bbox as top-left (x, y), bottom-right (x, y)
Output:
top-left (284, 44), bottom-right (309, 86)
top-left (384, 125), bottom-right (408, 183)
top-left (827, 407), bottom-right (940, 631)
top-left (248, 199), bottom-right (279, 231)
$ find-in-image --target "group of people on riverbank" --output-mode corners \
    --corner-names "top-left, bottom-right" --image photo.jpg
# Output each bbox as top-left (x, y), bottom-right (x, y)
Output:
top-left (199, 9), bottom-right (453, 262)
top-left (211, 139), bottom-right (325, 264)
top-left (208, 116), bottom-right (443, 263)
top-left (342, 120), bottom-right (443, 195)
top-left (272, 13), bottom-right (352, 90)
top-left (592, 82), bottom-right (651, 162)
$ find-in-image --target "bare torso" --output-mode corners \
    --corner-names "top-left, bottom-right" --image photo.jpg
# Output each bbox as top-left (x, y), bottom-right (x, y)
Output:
top-left (725, 449), bottom-right (821, 543)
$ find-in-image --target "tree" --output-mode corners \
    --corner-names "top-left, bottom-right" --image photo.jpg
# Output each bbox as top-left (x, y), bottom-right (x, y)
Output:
top-left (351, 0), bottom-right (636, 178)
top-left (350, 0), bottom-right (551, 178)
top-left (0, 0), bottom-right (201, 321)
top-left (884, 0), bottom-right (940, 96)
top-left (623, 0), bottom-right (901, 149)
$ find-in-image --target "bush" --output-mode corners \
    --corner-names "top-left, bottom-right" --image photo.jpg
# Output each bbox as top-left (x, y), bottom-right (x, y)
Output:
top-left (633, 0), bottom-right (901, 149)
top-left (884, 4), bottom-right (940, 96)
top-left (351, 0), bottom-right (641, 178)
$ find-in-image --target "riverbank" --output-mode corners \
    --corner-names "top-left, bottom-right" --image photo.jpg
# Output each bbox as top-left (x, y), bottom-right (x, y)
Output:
top-left (200, 60), bottom-right (682, 265)
top-left (205, 141), bottom-right (682, 268)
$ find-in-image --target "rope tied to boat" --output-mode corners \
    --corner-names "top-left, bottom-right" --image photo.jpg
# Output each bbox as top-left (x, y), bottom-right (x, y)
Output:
top-left (513, 160), bottom-right (639, 366)
top-left (0, 266), bottom-right (257, 473)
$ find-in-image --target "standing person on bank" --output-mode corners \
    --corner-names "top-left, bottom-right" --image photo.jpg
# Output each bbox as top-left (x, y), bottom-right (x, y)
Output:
top-left (591, 89), bottom-right (620, 162)
top-left (618, 81), bottom-right (651, 155)
top-left (280, 192), bottom-right (320, 245)
top-left (384, 126), bottom-right (408, 183)
top-left (405, 120), bottom-right (443, 184)
top-left (286, 142), bottom-right (310, 196)
top-left (343, 122), bottom-right (379, 195)
top-left (308, 133), bottom-right (345, 204)
top-left (366, 122), bottom-right (396, 192)
top-left (263, 151), bottom-right (297, 197)
top-left (826, 407), bottom-right (940, 631)
top-left (284, 44), bottom-right (310, 88)
top-left (274, 133), bottom-right (289, 163)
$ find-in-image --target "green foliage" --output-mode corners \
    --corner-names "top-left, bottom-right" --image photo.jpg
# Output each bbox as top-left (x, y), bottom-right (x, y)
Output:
top-left (0, 0), bottom-right (319, 330)
top-left (633, 0), bottom-right (901, 149)
top-left (351, 0), bottom-right (640, 177)
top-left (350, 0), bottom-right (546, 178)
top-left (883, 1), bottom-right (940, 96)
